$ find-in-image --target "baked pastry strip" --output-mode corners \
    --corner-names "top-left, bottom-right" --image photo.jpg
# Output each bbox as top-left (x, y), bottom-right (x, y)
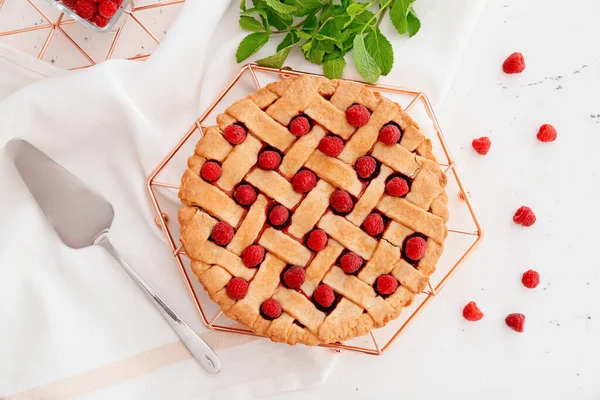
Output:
top-left (287, 179), bottom-right (335, 239)
top-left (258, 227), bottom-right (312, 266)
top-left (357, 240), bottom-right (401, 285)
top-left (377, 196), bottom-right (446, 244)
top-left (371, 142), bottom-right (424, 179)
top-left (194, 126), bottom-right (232, 162)
top-left (304, 95), bottom-right (356, 139)
top-left (317, 298), bottom-right (365, 342)
top-left (305, 150), bottom-right (362, 196)
top-left (301, 239), bottom-right (344, 296)
top-left (318, 212), bottom-right (377, 260)
top-left (404, 159), bottom-right (447, 210)
top-left (279, 125), bottom-right (327, 178)
top-left (245, 169), bottom-right (302, 209)
top-left (217, 134), bottom-right (262, 191)
top-left (266, 75), bottom-right (327, 126)
top-left (272, 286), bottom-right (326, 333)
top-left (346, 165), bottom-right (394, 226)
top-left (382, 221), bottom-right (415, 247)
top-left (391, 260), bottom-right (428, 294)
top-left (178, 207), bottom-right (217, 260)
top-left (226, 194), bottom-right (269, 256)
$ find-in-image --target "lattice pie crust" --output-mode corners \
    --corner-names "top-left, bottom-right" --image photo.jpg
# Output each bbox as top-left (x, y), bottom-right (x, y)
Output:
top-left (179, 76), bottom-right (448, 346)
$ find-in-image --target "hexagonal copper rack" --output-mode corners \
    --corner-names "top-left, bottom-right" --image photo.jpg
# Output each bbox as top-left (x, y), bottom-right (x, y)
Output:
top-left (146, 64), bottom-right (484, 355)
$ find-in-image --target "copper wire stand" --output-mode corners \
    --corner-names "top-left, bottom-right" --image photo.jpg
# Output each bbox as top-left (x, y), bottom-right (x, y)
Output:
top-left (0, 0), bottom-right (184, 69)
top-left (146, 64), bottom-right (484, 355)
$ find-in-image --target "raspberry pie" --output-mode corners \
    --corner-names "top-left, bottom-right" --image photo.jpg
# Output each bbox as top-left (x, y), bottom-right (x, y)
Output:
top-left (178, 75), bottom-right (448, 345)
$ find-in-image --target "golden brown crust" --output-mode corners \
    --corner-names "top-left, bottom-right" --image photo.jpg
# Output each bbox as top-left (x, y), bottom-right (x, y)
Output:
top-left (179, 75), bottom-right (448, 346)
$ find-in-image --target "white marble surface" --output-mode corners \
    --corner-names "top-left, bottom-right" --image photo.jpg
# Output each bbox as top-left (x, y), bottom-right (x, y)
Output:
top-left (2, 0), bottom-right (599, 398)
top-left (268, 0), bottom-right (600, 399)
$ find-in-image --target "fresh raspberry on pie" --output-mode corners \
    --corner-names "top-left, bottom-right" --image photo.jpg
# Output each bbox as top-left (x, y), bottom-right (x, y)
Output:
top-left (269, 205), bottom-right (289, 227)
top-left (330, 190), bottom-right (353, 213)
top-left (355, 155), bottom-right (376, 179)
top-left (74, 0), bottom-right (97, 19)
top-left (346, 104), bottom-right (370, 127)
top-left (289, 116), bottom-right (311, 137)
top-left (378, 124), bottom-right (401, 145)
top-left (91, 14), bottom-right (109, 27)
top-left (513, 206), bottom-right (536, 227)
top-left (224, 124), bottom-right (247, 145)
top-left (261, 298), bottom-right (282, 319)
top-left (462, 301), bottom-right (484, 321)
top-left (537, 124), bottom-right (557, 142)
top-left (522, 269), bottom-right (540, 288)
top-left (211, 221), bottom-right (234, 245)
top-left (363, 213), bottom-right (384, 236)
top-left (318, 136), bottom-right (344, 157)
top-left (505, 313), bottom-right (526, 333)
top-left (405, 236), bottom-right (427, 261)
top-left (258, 150), bottom-right (281, 170)
top-left (292, 170), bottom-right (317, 193)
top-left (234, 184), bottom-right (257, 205)
top-left (376, 275), bottom-right (398, 296)
top-left (386, 177), bottom-right (409, 197)
top-left (502, 52), bottom-right (526, 74)
top-left (241, 245), bottom-right (265, 268)
top-left (200, 161), bottom-right (222, 182)
top-left (62, 0), bottom-right (78, 8)
top-left (226, 277), bottom-right (248, 300)
top-left (307, 229), bottom-right (328, 252)
top-left (339, 252), bottom-right (363, 274)
top-left (98, 0), bottom-right (118, 17)
top-left (283, 266), bottom-right (306, 289)
top-left (472, 137), bottom-right (491, 155)
top-left (313, 284), bottom-right (335, 308)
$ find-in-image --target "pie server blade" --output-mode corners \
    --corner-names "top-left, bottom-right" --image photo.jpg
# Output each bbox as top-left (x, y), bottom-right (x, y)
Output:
top-left (6, 139), bottom-right (221, 374)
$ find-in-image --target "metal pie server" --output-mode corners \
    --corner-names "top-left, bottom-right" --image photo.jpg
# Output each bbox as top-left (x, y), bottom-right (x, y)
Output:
top-left (6, 139), bottom-right (221, 374)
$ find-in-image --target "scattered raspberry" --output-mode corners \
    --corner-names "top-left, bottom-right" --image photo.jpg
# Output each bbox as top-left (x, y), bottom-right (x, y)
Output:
top-left (376, 275), bottom-right (398, 296)
top-left (313, 284), bottom-right (335, 308)
top-left (307, 229), bottom-right (328, 252)
top-left (292, 170), bottom-right (317, 193)
top-left (98, 0), bottom-right (118, 18)
top-left (241, 245), bottom-right (265, 268)
top-left (269, 205), bottom-right (289, 227)
top-left (319, 136), bottom-right (344, 157)
top-left (258, 150), bottom-right (281, 170)
top-left (522, 269), bottom-right (540, 289)
top-left (211, 221), bottom-right (234, 246)
top-left (505, 313), bottom-right (526, 333)
top-left (356, 156), bottom-right (377, 179)
top-left (234, 184), bottom-right (257, 206)
top-left (363, 213), bottom-right (384, 236)
top-left (223, 124), bottom-right (247, 145)
top-left (289, 116), bottom-right (311, 137)
top-left (74, 0), bottom-right (97, 19)
top-left (513, 206), bottom-right (536, 227)
top-left (260, 298), bottom-right (282, 319)
top-left (339, 252), bottom-right (363, 274)
top-left (346, 104), bottom-right (371, 127)
top-left (283, 266), bottom-right (306, 289)
top-left (502, 52), bottom-right (526, 74)
top-left (200, 161), bottom-right (222, 182)
top-left (537, 124), bottom-right (557, 142)
top-left (462, 301), bottom-right (484, 321)
top-left (330, 190), bottom-right (353, 214)
top-left (91, 14), bottom-right (108, 27)
top-left (405, 236), bottom-right (427, 261)
top-left (378, 124), bottom-right (401, 145)
top-left (226, 277), bottom-right (248, 300)
top-left (62, 0), bottom-right (78, 8)
top-left (472, 137), bottom-right (491, 155)
top-left (386, 177), bottom-right (409, 197)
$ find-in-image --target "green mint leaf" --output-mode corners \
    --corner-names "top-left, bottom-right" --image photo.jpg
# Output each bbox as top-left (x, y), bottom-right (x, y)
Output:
top-left (346, 2), bottom-right (368, 17)
top-left (319, 2), bottom-right (335, 22)
top-left (241, 8), bottom-right (268, 20)
top-left (407, 8), bottom-right (421, 37)
top-left (239, 16), bottom-right (265, 32)
top-left (353, 34), bottom-right (381, 83)
top-left (364, 28), bottom-right (393, 76)
top-left (323, 57), bottom-right (346, 79)
top-left (264, 0), bottom-right (297, 15)
top-left (302, 12), bottom-right (318, 31)
top-left (277, 30), bottom-right (300, 51)
top-left (256, 47), bottom-right (292, 68)
top-left (308, 49), bottom-right (325, 64)
top-left (285, 0), bottom-right (322, 16)
top-left (266, 8), bottom-right (293, 30)
top-left (236, 32), bottom-right (270, 63)
top-left (240, 0), bottom-right (247, 11)
top-left (389, 0), bottom-right (415, 35)
top-left (345, 9), bottom-right (375, 33)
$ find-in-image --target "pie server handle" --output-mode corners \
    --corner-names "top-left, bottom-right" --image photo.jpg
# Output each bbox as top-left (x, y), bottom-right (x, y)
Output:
top-left (94, 231), bottom-right (222, 374)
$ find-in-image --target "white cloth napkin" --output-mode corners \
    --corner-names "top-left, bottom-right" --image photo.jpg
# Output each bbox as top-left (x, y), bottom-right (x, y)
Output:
top-left (0, 0), bottom-right (486, 398)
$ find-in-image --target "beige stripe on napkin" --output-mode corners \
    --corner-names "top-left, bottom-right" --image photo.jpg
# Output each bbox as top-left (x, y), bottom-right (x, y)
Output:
top-left (5, 333), bottom-right (259, 400)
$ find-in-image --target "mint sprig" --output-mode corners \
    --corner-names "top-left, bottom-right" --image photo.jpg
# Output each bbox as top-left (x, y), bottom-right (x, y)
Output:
top-left (236, 0), bottom-right (421, 83)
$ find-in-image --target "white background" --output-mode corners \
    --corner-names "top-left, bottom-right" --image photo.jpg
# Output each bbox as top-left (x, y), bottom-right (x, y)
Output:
top-left (1, 0), bottom-right (599, 399)
top-left (269, 0), bottom-right (600, 398)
